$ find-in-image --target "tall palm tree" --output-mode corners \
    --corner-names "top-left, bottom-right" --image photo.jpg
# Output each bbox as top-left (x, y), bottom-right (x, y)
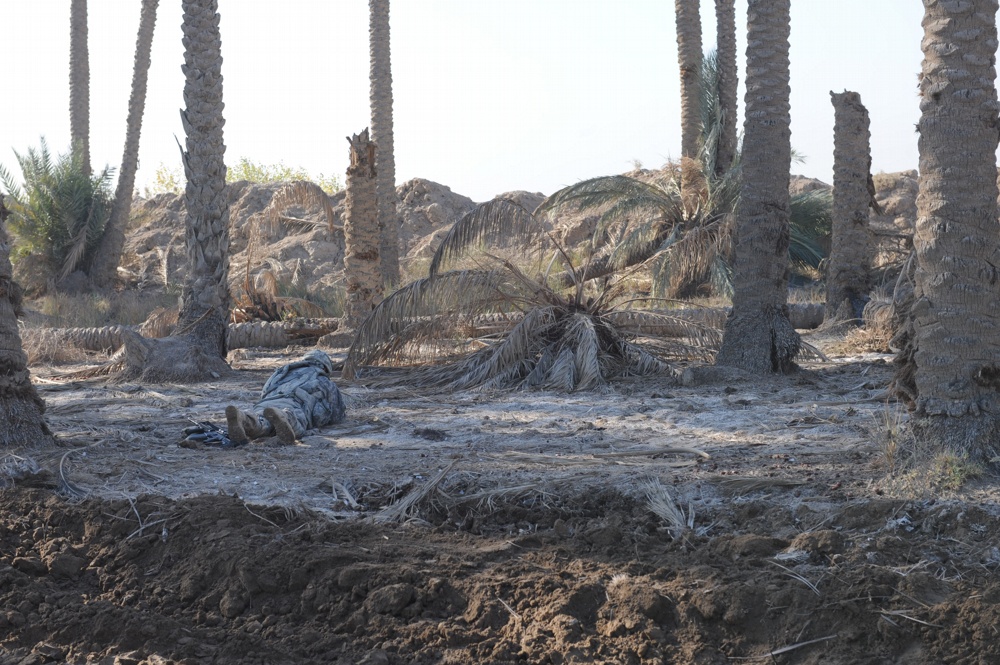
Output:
top-left (715, 0), bottom-right (799, 373)
top-left (894, 0), bottom-right (1000, 464)
top-left (343, 128), bottom-right (384, 329)
top-left (69, 0), bottom-right (91, 176)
top-left (120, 0), bottom-right (230, 381)
top-left (714, 0), bottom-right (738, 177)
top-left (91, 0), bottom-right (159, 289)
top-left (370, 0), bottom-right (400, 287)
top-left (674, 0), bottom-right (703, 207)
top-left (826, 90), bottom-right (875, 321)
top-left (0, 198), bottom-right (51, 446)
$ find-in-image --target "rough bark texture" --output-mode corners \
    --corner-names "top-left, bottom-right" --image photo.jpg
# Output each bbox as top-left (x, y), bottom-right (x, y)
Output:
top-left (69, 0), bottom-right (91, 175)
top-left (675, 0), bottom-right (703, 208)
top-left (714, 0), bottom-right (738, 177)
top-left (91, 0), bottom-right (159, 288)
top-left (716, 0), bottom-right (799, 374)
top-left (121, 0), bottom-right (230, 382)
top-left (0, 200), bottom-right (51, 446)
top-left (176, 0), bottom-right (230, 354)
top-left (370, 0), bottom-right (400, 287)
top-left (826, 91), bottom-right (875, 321)
top-left (894, 0), bottom-right (1000, 464)
top-left (343, 129), bottom-right (384, 331)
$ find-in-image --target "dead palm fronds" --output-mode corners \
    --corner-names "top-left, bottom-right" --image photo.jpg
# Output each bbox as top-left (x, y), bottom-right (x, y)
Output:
top-left (343, 198), bottom-right (731, 391)
top-left (256, 180), bottom-right (337, 234)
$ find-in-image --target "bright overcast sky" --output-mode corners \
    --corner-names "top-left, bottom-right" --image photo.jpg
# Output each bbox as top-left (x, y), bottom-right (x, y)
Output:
top-left (4, 1), bottom-right (925, 203)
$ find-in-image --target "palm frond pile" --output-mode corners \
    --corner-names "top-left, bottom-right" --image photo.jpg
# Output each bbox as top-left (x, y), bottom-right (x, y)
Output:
top-left (343, 199), bottom-right (721, 391)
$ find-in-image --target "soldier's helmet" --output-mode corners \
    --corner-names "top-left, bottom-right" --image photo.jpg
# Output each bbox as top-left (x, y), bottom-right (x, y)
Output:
top-left (302, 349), bottom-right (334, 375)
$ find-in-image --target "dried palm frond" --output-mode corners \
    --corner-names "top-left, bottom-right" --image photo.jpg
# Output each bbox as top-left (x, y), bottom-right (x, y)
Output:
top-left (258, 180), bottom-right (337, 234)
top-left (641, 478), bottom-right (694, 539)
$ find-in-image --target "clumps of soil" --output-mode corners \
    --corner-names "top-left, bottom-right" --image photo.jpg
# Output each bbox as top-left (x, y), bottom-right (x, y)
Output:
top-left (1, 487), bottom-right (999, 664)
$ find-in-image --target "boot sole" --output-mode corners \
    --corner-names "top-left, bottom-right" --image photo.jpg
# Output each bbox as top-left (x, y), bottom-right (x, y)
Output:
top-left (263, 407), bottom-right (297, 445)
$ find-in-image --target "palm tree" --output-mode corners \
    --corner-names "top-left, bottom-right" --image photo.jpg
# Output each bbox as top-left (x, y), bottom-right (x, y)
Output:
top-left (674, 0), bottom-right (703, 207)
top-left (0, 197), bottom-right (52, 446)
top-left (343, 198), bottom-right (718, 389)
top-left (370, 0), bottom-right (400, 287)
top-left (91, 0), bottom-right (159, 289)
top-left (826, 90), bottom-right (875, 321)
top-left (715, 0), bottom-right (799, 373)
top-left (120, 0), bottom-right (230, 382)
top-left (343, 129), bottom-right (384, 329)
top-left (714, 0), bottom-right (738, 177)
top-left (69, 0), bottom-right (91, 176)
top-left (0, 139), bottom-right (114, 292)
top-left (894, 0), bottom-right (1000, 464)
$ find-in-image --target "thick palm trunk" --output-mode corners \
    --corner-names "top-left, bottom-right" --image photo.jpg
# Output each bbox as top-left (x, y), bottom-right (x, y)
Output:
top-left (0, 201), bottom-right (51, 446)
top-left (343, 129), bottom-right (384, 330)
top-left (714, 0), bottom-right (738, 177)
top-left (895, 0), bottom-right (1000, 463)
top-left (69, 0), bottom-right (91, 175)
top-left (675, 0), bottom-right (703, 207)
top-left (91, 0), bottom-right (159, 288)
top-left (716, 0), bottom-right (799, 374)
top-left (120, 0), bottom-right (230, 382)
top-left (370, 0), bottom-right (400, 287)
top-left (825, 91), bottom-right (875, 321)
top-left (176, 0), bottom-right (230, 354)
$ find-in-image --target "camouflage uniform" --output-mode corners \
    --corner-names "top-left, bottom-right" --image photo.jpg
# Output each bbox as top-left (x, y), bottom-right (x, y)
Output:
top-left (226, 349), bottom-right (346, 444)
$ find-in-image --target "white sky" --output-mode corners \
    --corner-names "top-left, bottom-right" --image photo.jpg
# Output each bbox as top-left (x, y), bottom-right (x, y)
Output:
top-left (3, 1), bottom-right (925, 203)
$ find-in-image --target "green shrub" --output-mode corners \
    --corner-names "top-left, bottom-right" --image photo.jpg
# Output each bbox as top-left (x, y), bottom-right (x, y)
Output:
top-left (0, 138), bottom-right (114, 286)
top-left (143, 158), bottom-right (342, 197)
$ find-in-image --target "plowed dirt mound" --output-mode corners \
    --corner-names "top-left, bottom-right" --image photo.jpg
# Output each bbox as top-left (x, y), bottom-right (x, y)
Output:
top-left (1, 485), bottom-right (999, 664)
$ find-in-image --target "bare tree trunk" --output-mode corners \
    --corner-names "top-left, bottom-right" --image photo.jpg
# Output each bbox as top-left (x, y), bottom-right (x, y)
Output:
top-left (370, 0), bottom-right (400, 287)
top-left (894, 0), bottom-right (1000, 465)
top-left (69, 0), bottom-right (91, 175)
top-left (714, 0), bottom-right (738, 177)
top-left (91, 0), bottom-right (159, 288)
top-left (716, 0), bottom-right (799, 374)
top-left (120, 0), bottom-right (230, 382)
top-left (675, 0), bottom-right (704, 209)
top-left (825, 91), bottom-right (875, 321)
top-left (343, 129), bottom-right (384, 330)
top-left (0, 199), bottom-right (51, 446)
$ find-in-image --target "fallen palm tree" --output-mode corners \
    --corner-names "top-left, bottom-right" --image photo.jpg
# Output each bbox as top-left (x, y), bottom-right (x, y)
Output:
top-left (22, 315), bottom-right (340, 357)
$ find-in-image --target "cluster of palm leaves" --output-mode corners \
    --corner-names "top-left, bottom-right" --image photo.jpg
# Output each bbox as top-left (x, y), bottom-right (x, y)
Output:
top-left (0, 138), bottom-right (114, 288)
top-left (343, 198), bottom-right (721, 391)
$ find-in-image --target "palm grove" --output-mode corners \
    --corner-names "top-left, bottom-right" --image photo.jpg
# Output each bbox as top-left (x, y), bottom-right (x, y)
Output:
top-left (2, 0), bottom-right (1000, 472)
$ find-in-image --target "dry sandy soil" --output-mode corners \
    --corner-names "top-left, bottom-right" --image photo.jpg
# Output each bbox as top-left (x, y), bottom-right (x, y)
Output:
top-left (2, 329), bottom-right (1000, 665)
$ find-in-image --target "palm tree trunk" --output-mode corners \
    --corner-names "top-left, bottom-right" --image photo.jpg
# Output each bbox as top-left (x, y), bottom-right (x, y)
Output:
top-left (825, 91), bottom-right (874, 321)
top-left (91, 0), bottom-right (159, 288)
top-left (370, 0), bottom-right (400, 287)
top-left (69, 0), bottom-right (91, 175)
top-left (176, 0), bottom-right (230, 356)
top-left (675, 0), bottom-right (703, 209)
top-left (895, 0), bottom-right (1000, 463)
top-left (716, 0), bottom-right (799, 374)
top-left (714, 0), bottom-right (738, 177)
top-left (343, 129), bottom-right (384, 330)
top-left (0, 200), bottom-right (51, 446)
top-left (119, 0), bottom-right (230, 382)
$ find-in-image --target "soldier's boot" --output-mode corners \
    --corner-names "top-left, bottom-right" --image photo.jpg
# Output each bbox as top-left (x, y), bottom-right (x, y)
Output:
top-left (263, 407), bottom-right (297, 445)
top-left (226, 406), bottom-right (267, 445)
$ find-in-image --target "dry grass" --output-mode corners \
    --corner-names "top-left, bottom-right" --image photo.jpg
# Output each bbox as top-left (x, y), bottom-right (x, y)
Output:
top-left (20, 327), bottom-right (89, 365)
top-left (27, 291), bottom-right (177, 329)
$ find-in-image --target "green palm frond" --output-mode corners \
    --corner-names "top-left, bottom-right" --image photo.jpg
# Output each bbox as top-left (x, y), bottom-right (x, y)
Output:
top-left (1, 138), bottom-right (114, 285)
top-left (788, 189), bottom-right (832, 270)
top-left (428, 198), bottom-right (549, 276)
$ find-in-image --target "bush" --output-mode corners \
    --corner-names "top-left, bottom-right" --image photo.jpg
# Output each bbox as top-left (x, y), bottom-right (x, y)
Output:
top-left (143, 158), bottom-right (342, 196)
top-left (0, 138), bottom-right (114, 289)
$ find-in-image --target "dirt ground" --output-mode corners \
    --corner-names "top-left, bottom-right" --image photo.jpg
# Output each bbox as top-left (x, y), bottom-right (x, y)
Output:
top-left (2, 332), bottom-right (1000, 664)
